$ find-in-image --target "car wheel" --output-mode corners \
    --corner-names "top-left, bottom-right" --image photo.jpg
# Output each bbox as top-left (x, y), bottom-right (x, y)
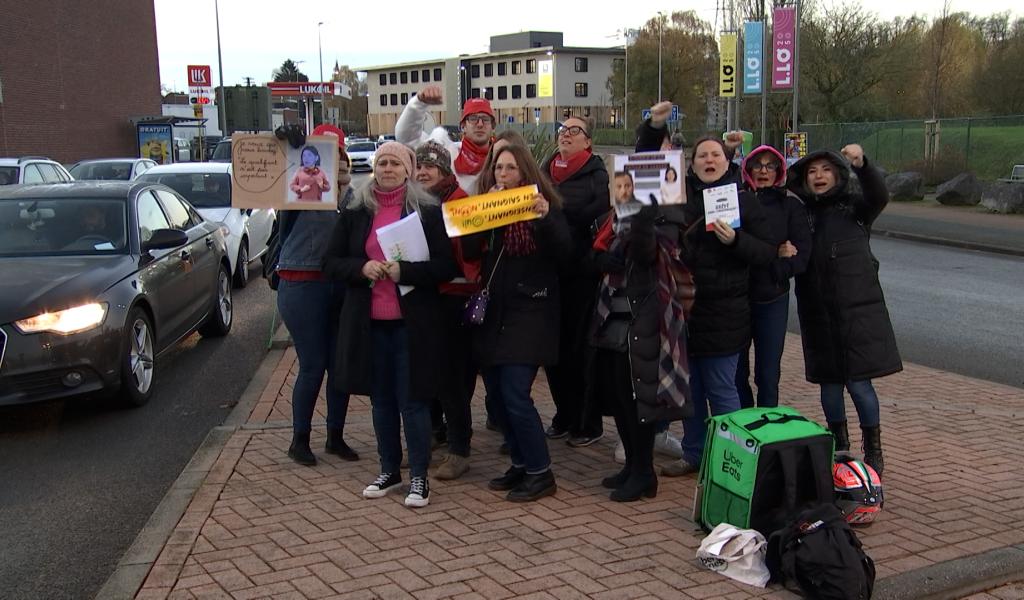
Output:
top-left (233, 239), bottom-right (249, 288)
top-left (200, 262), bottom-right (233, 337)
top-left (119, 307), bottom-right (155, 407)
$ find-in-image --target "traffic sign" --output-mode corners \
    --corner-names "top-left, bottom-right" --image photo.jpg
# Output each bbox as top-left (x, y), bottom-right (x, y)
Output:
top-left (670, 104), bottom-right (680, 122)
top-left (641, 109), bottom-right (651, 121)
top-left (507, 115), bottom-right (514, 124)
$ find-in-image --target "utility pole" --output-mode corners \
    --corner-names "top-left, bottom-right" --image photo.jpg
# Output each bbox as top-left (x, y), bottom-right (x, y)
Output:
top-left (792, 0), bottom-right (801, 133)
top-left (657, 12), bottom-right (665, 102)
top-left (318, 22), bottom-right (326, 125)
top-left (760, 0), bottom-right (767, 145)
top-left (214, 0), bottom-right (227, 137)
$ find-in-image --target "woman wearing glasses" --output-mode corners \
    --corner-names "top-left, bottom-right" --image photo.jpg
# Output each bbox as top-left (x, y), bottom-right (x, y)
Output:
top-left (734, 146), bottom-right (812, 409)
top-left (540, 116), bottom-right (610, 448)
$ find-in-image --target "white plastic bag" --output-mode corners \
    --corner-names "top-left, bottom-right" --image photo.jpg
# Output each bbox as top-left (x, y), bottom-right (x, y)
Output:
top-left (696, 523), bottom-right (770, 588)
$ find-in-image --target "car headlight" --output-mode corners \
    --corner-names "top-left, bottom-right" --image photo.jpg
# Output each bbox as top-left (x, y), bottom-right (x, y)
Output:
top-left (220, 225), bottom-right (231, 238)
top-left (14, 303), bottom-right (108, 335)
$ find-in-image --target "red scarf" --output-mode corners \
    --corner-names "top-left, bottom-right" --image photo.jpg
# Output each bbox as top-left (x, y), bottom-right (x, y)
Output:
top-left (454, 138), bottom-right (491, 175)
top-left (548, 148), bottom-right (592, 185)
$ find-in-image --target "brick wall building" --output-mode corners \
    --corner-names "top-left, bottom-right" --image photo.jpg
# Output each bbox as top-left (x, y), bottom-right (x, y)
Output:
top-left (0, 0), bottom-right (162, 163)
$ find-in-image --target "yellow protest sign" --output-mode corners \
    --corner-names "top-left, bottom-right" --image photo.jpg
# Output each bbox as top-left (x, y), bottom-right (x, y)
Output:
top-left (442, 185), bottom-right (540, 237)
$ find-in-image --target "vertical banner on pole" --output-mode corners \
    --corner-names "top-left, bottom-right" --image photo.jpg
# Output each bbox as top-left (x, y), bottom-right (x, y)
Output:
top-left (772, 7), bottom-right (796, 90)
top-left (743, 22), bottom-right (764, 94)
top-left (719, 34), bottom-right (737, 98)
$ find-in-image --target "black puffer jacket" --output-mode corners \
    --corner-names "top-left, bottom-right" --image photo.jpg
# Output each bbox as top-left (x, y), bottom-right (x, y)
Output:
top-left (588, 206), bottom-right (694, 423)
top-left (541, 152), bottom-right (610, 264)
top-left (787, 151), bottom-right (902, 383)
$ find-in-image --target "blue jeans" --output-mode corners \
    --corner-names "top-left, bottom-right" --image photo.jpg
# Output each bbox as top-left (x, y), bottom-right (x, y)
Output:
top-left (277, 279), bottom-right (350, 434)
top-left (681, 354), bottom-right (742, 465)
top-left (736, 294), bottom-right (790, 409)
top-left (370, 321), bottom-right (431, 478)
top-left (483, 365), bottom-right (551, 474)
top-left (820, 380), bottom-right (880, 427)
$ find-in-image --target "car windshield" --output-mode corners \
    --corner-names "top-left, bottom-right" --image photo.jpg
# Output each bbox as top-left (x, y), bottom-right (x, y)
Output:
top-left (211, 140), bottom-right (231, 161)
top-left (137, 172), bottom-right (231, 207)
top-left (0, 166), bottom-right (19, 185)
top-left (69, 161), bottom-right (134, 181)
top-left (348, 142), bottom-right (376, 152)
top-left (0, 197), bottom-right (128, 256)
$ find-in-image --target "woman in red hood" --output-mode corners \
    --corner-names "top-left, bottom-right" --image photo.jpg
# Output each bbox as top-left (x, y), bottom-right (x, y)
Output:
top-left (735, 146), bottom-right (812, 410)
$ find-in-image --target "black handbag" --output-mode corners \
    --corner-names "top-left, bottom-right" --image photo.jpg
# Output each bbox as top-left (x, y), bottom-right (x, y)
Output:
top-left (463, 246), bottom-right (504, 326)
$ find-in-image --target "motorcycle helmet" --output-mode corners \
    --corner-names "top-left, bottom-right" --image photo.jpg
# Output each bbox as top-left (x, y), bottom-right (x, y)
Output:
top-left (833, 455), bottom-right (883, 525)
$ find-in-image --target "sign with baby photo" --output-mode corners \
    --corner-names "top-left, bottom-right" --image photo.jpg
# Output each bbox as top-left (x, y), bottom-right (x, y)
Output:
top-left (231, 134), bottom-right (339, 210)
top-left (609, 151), bottom-right (686, 216)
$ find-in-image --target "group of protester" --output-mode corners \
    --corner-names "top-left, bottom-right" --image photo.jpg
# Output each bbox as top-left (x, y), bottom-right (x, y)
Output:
top-left (272, 92), bottom-right (902, 510)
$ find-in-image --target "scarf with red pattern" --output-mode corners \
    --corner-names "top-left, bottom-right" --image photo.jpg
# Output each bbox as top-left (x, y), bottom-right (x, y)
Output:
top-left (453, 137), bottom-right (491, 175)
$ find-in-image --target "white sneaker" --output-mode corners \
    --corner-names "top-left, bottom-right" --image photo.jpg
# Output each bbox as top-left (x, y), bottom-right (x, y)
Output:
top-left (653, 430), bottom-right (683, 458)
top-left (613, 438), bottom-right (626, 464)
top-left (405, 476), bottom-right (430, 508)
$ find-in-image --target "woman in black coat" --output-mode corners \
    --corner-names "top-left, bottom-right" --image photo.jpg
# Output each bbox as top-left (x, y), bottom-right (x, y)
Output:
top-left (464, 143), bottom-right (573, 503)
top-left (787, 144), bottom-right (902, 475)
top-left (540, 115), bottom-right (610, 446)
top-left (589, 204), bottom-right (693, 502)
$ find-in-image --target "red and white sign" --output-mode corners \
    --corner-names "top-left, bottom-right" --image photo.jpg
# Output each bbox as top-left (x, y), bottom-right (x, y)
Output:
top-left (267, 82), bottom-right (342, 97)
top-left (188, 65), bottom-right (212, 87)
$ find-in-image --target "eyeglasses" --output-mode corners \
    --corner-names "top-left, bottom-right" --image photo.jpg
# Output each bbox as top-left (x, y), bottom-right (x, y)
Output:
top-left (557, 125), bottom-right (590, 138)
top-left (751, 162), bottom-right (779, 172)
top-left (464, 114), bottom-right (493, 125)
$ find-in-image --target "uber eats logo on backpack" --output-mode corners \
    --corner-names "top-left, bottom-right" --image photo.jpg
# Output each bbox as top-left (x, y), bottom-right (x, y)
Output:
top-left (722, 450), bottom-right (744, 481)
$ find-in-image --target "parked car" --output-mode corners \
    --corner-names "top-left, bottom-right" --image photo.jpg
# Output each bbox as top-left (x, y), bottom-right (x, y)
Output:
top-left (0, 181), bottom-right (232, 407)
top-left (69, 158), bottom-right (157, 181)
top-left (377, 134), bottom-right (396, 144)
top-left (210, 138), bottom-right (232, 162)
top-left (346, 141), bottom-right (378, 172)
top-left (137, 162), bottom-right (275, 288)
top-left (0, 157), bottom-right (74, 186)
top-left (192, 136), bottom-right (222, 161)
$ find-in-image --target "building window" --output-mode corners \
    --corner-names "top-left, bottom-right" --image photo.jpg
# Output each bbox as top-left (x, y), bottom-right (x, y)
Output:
top-left (575, 57), bottom-right (589, 72)
top-left (400, 71), bottom-right (408, 84)
top-left (526, 84), bottom-right (537, 98)
top-left (411, 70), bottom-right (419, 84)
top-left (471, 64), bottom-right (480, 78)
top-left (434, 68), bottom-right (442, 81)
top-left (484, 88), bottom-right (494, 100)
top-left (389, 73), bottom-right (397, 85)
top-left (390, 93), bottom-right (398, 105)
top-left (484, 63), bottom-right (493, 77)
top-left (379, 73), bottom-right (386, 86)
top-left (401, 92), bottom-right (408, 104)
top-left (422, 69), bottom-right (430, 82)
top-left (498, 86), bottom-right (507, 100)
top-left (380, 94), bottom-right (387, 106)
top-left (526, 59), bottom-right (536, 74)
top-left (512, 60), bottom-right (522, 75)
top-left (575, 82), bottom-right (588, 97)
top-left (511, 85), bottom-right (522, 99)
top-left (498, 62), bottom-right (507, 76)
top-left (470, 87), bottom-right (480, 98)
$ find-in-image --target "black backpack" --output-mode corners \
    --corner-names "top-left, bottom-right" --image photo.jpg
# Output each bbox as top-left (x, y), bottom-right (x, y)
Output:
top-left (263, 211), bottom-right (297, 290)
top-left (766, 504), bottom-right (875, 600)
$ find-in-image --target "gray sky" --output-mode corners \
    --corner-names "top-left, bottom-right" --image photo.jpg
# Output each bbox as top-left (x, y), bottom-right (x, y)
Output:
top-left (155, 0), bottom-right (1019, 91)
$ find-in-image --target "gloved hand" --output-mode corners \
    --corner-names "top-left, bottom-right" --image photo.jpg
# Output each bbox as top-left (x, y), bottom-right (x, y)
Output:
top-left (274, 124), bottom-right (306, 149)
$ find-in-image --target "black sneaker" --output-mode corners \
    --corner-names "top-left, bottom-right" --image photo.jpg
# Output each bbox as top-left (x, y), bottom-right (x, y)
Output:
top-left (405, 476), bottom-right (430, 508)
top-left (544, 424), bottom-right (569, 439)
top-left (507, 470), bottom-right (557, 502)
top-left (567, 432), bottom-right (604, 448)
top-left (488, 466), bottom-right (526, 491)
top-left (363, 473), bottom-right (401, 498)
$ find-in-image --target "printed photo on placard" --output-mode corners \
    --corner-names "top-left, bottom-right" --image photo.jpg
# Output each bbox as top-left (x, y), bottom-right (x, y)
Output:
top-left (610, 151), bottom-right (686, 212)
top-left (285, 137), bottom-right (338, 209)
top-left (231, 134), bottom-right (338, 210)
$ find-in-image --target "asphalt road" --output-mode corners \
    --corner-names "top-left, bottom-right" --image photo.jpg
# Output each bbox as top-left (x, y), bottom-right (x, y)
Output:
top-left (787, 237), bottom-right (1024, 389)
top-left (0, 265), bottom-right (277, 600)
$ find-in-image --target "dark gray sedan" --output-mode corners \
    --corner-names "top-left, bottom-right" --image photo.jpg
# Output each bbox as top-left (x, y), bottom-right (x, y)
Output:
top-left (0, 181), bottom-right (233, 406)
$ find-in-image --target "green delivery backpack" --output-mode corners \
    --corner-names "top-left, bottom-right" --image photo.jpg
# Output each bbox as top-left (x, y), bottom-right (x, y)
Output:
top-left (694, 407), bottom-right (835, 535)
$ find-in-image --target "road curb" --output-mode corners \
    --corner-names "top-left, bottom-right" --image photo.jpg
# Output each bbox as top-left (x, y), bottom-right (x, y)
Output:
top-left (873, 228), bottom-right (1024, 257)
top-left (875, 545), bottom-right (1024, 600)
top-left (94, 341), bottom-right (287, 600)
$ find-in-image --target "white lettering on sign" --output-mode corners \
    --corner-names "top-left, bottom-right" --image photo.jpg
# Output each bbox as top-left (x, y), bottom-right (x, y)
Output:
top-left (747, 57), bottom-right (760, 76)
top-left (774, 49), bottom-right (792, 85)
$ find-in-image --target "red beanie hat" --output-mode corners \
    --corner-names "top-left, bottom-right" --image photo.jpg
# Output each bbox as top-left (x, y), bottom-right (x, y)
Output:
top-left (460, 98), bottom-right (495, 123)
top-left (312, 124), bottom-right (345, 149)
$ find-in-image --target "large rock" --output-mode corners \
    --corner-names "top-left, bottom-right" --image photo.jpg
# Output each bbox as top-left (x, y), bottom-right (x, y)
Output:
top-left (980, 182), bottom-right (1024, 214)
top-left (936, 173), bottom-right (981, 206)
top-left (885, 172), bottom-right (924, 201)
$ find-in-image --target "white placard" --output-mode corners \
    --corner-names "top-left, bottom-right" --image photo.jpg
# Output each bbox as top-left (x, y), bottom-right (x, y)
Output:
top-left (702, 184), bottom-right (742, 231)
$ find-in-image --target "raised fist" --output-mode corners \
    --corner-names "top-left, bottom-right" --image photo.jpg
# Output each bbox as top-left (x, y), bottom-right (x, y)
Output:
top-left (724, 131), bottom-right (744, 150)
top-left (841, 144), bottom-right (864, 168)
top-left (649, 101), bottom-right (673, 126)
top-left (418, 86), bottom-right (443, 105)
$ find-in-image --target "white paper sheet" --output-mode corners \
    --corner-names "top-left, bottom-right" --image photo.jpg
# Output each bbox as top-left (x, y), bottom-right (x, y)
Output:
top-left (375, 211), bottom-right (430, 296)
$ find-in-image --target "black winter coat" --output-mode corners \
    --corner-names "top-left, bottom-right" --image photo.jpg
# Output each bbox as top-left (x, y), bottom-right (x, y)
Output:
top-left (588, 206), bottom-right (694, 423)
top-left (787, 152), bottom-right (902, 383)
top-left (322, 194), bottom-right (458, 397)
top-left (747, 186), bottom-right (812, 302)
top-left (463, 211), bottom-right (573, 367)
top-left (541, 152), bottom-right (610, 265)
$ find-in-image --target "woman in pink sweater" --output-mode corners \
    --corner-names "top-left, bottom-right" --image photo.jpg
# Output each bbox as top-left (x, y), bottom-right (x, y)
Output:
top-left (290, 145), bottom-right (331, 201)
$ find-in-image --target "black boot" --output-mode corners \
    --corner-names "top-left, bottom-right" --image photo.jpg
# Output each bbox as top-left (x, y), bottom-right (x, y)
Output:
top-left (288, 432), bottom-right (316, 466)
top-left (861, 425), bottom-right (884, 476)
top-left (324, 429), bottom-right (359, 461)
top-left (828, 420), bottom-right (851, 453)
top-left (488, 466), bottom-right (526, 491)
top-left (507, 470), bottom-right (557, 502)
top-left (601, 467), bottom-right (631, 489)
top-left (611, 423), bottom-right (657, 502)
top-left (610, 475), bottom-right (658, 502)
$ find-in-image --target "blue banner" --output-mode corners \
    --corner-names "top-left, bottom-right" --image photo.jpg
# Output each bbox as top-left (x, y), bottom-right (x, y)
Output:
top-left (743, 21), bottom-right (764, 94)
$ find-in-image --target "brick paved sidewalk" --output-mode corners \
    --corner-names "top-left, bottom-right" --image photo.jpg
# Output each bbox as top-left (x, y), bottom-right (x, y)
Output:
top-left (135, 335), bottom-right (1024, 599)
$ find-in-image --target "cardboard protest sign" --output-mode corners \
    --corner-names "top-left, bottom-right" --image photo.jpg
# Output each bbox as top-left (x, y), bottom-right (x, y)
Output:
top-left (442, 185), bottom-right (540, 238)
top-left (703, 183), bottom-right (742, 231)
top-left (231, 134), bottom-right (338, 210)
top-left (610, 151), bottom-right (686, 216)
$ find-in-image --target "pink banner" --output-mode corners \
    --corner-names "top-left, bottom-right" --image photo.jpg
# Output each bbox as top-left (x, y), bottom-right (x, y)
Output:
top-left (772, 7), bottom-right (796, 90)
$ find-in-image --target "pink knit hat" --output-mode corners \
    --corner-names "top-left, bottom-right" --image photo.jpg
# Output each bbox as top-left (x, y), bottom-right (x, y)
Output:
top-left (374, 141), bottom-right (416, 177)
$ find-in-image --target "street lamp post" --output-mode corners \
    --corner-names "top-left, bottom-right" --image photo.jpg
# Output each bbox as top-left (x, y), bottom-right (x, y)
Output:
top-left (657, 12), bottom-right (665, 102)
top-left (214, 0), bottom-right (227, 136)
top-left (318, 22), bottom-right (325, 125)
